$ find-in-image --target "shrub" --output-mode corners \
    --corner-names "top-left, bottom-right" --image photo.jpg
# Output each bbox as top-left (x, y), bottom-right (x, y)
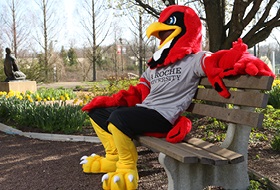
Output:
top-left (258, 106), bottom-right (280, 131)
top-left (249, 180), bottom-right (262, 190)
top-left (31, 87), bottom-right (77, 101)
top-left (271, 131), bottom-right (280, 151)
top-left (78, 78), bottom-right (138, 103)
top-left (267, 80), bottom-right (280, 109)
top-left (0, 91), bottom-right (87, 134)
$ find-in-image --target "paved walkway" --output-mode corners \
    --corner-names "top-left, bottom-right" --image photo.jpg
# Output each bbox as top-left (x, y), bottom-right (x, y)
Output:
top-left (0, 123), bottom-right (100, 143)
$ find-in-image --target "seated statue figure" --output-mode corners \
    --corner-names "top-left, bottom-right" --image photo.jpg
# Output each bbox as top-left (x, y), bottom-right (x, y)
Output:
top-left (4, 47), bottom-right (26, 82)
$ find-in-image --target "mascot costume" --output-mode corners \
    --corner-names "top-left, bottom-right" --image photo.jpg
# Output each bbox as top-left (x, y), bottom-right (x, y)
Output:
top-left (80, 5), bottom-right (275, 190)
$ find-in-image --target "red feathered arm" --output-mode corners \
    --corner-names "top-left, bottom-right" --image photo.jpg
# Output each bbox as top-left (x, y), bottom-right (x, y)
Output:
top-left (82, 78), bottom-right (150, 112)
top-left (203, 38), bottom-right (275, 98)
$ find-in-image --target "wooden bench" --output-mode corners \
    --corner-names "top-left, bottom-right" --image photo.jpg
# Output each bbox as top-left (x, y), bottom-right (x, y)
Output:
top-left (136, 75), bottom-right (274, 190)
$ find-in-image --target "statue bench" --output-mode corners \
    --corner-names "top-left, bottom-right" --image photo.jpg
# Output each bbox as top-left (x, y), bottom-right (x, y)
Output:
top-left (136, 75), bottom-right (274, 190)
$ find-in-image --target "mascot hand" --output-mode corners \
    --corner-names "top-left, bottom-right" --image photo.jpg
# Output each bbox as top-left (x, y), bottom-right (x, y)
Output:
top-left (166, 116), bottom-right (192, 143)
top-left (144, 116), bottom-right (192, 143)
top-left (82, 78), bottom-right (150, 112)
top-left (203, 38), bottom-right (275, 98)
top-left (222, 52), bottom-right (276, 77)
top-left (81, 96), bottom-right (120, 111)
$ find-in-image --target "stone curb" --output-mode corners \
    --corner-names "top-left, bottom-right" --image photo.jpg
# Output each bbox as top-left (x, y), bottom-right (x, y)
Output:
top-left (0, 123), bottom-right (100, 143)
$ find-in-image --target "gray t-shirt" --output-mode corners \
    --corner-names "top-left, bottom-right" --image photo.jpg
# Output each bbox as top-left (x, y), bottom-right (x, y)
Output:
top-left (137, 51), bottom-right (206, 124)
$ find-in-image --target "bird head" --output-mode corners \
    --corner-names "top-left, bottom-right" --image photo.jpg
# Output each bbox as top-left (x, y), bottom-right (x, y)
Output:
top-left (146, 5), bottom-right (202, 69)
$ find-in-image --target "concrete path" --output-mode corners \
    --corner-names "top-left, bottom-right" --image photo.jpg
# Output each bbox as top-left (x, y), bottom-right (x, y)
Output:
top-left (0, 123), bottom-right (100, 143)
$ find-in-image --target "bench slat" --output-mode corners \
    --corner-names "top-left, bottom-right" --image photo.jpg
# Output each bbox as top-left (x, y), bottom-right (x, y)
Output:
top-left (187, 103), bottom-right (264, 128)
top-left (185, 137), bottom-right (244, 164)
top-left (138, 136), bottom-right (244, 165)
top-left (175, 142), bottom-right (229, 165)
top-left (200, 75), bottom-right (273, 90)
top-left (195, 88), bottom-right (269, 108)
top-left (137, 136), bottom-right (199, 163)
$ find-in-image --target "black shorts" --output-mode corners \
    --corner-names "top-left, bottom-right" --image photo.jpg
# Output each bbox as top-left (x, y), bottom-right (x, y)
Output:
top-left (88, 106), bottom-right (172, 139)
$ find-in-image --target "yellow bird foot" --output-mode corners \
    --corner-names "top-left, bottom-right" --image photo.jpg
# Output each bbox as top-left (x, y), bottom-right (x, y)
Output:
top-left (101, 169), bottom-right (138, 190)
top-left (80, 154), bottom-right (117, 173)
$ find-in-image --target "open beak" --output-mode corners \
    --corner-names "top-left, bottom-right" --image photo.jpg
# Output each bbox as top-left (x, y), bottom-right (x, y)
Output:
top-left (146, 22), bottom-right (181, 49)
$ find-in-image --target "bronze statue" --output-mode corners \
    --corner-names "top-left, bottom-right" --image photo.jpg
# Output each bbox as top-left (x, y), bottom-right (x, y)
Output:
top-left (4, 48), bottom-right (26, 82)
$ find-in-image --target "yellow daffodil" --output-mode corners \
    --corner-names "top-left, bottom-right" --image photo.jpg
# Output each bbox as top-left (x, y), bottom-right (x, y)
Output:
top-left (17, 95), bottom-right (23, 100)
top-left (0, 91), bottom-right (7, 96)
top-left (8, 91), bottom-right (15, 97)
top-left (273, 79), bottom-right (280, 87)
top-left (60, 96), bottom-right (65, 101)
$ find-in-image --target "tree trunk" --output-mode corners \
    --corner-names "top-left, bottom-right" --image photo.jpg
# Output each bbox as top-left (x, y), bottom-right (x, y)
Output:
top-left (203, 0), bottom-right (226, 52)
top-left (139, 10), bottom-right (143, 76)
top-left (43, 0), bottom-right (49, 81)
top-left (92, 0), bottom-right (96, 81)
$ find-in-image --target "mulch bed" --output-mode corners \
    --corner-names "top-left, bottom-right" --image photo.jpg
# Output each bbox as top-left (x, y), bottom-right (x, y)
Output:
top-left (1, 121), bottom-right (279, 190)
top-left (0, 131), bottom-right (167, 190)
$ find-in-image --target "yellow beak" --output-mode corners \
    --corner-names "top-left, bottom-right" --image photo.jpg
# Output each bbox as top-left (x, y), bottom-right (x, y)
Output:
top-left (146, 22), bottom-right (181, 49)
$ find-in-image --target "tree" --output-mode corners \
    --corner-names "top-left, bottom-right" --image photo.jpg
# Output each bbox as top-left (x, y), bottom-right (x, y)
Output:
top-left (134, 0), bottom-right (280, 52)
top-left (127, 9), bottom-right (157, 76)
top-left (68, 47), bottom-right (78, 66)
top-left (33, 0), bottom-right (64, 82)
top-left (110, 1), bottom-right (157, 76)
top-left (1, 0), bottom-right (31, 57)
top-left (77, 0), bottom-right (112, 81)
top-left (0, 13), bottom-right (3, 59)
top-left (60, 46), bottom-right (68, 65)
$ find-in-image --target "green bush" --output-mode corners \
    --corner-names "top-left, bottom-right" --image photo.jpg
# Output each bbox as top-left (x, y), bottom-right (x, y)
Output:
top-left (249, 180), bottom-right (262, 190)
top-left (271, 131), bottom-right (280, 151)
top-left (258, 106), bottom-right (280, 131)
top-left (267, 84), bottom-right (280, 109)
top-left (0, 96), bottom-right (87, 134)
top-left (257, 106), bottom-right (280, 151)
top-left (89, 78), bottom-right (138, 97)
top-left (77, 78), bottom-right (139, 104)
top-left (31, 87), bottom-right (77, 101)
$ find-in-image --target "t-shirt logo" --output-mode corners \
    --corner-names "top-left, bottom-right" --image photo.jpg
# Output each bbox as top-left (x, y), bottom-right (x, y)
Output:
top-left (150, 67), bottom-right (182, 84)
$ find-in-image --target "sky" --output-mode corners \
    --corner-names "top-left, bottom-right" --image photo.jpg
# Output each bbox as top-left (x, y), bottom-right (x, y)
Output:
top-left (60, 0), bottom-right (134, 48)
top-left (63, 0), bottom-right (76, 33)
top-left (0, 0), bottom-right (279, 52)
top-left (0, 0), bottom-right (135, 51)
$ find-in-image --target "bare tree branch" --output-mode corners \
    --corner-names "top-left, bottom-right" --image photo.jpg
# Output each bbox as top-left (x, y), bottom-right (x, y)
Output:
top-left (134, 0), bottom-right (280, 51)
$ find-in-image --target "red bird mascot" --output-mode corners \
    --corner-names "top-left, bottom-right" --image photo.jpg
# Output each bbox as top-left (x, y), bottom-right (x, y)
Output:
top-left (80, 5), bottom-right (275, 190)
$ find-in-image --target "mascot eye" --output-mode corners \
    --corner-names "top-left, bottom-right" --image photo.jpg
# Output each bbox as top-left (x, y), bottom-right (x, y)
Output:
top-left (166, 16), bottom-right (177, 25)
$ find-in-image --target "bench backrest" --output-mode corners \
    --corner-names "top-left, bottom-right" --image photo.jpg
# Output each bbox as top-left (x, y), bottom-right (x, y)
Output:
top-left (137, 76), bottom-right (274, 165)
top-left (187, 75), bottom-right (274, 129)
top-left (186, 75), bottom-right (274, 158)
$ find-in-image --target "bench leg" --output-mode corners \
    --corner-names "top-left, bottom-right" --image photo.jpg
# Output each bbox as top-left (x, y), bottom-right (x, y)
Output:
top-left (158, 153), bottom-right (250, 190)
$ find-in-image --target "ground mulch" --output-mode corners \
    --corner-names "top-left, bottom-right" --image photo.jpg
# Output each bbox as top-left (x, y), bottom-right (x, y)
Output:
top-left (1, 128), bottom-right (280, 190)
top-left (0, 131), bottom-right (167, 190)
top-left (1, 117), bottom-right (280, 190)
